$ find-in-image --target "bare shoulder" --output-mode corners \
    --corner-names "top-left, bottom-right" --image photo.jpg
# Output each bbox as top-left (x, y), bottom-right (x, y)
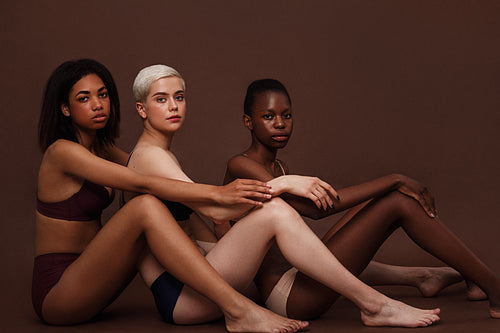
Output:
top-left (42, 139), bottom-right (90, 170)
top-left (128, 144), bottom-right (187, 180)
top-left (45, 139), bottom-right (83, 157)
top-left (227, 154), bottom-right (248, 169)
top-left (275, 158), bottom-right (290, 174)
top-left (226, 154), bottom-right (274, 181)
top-left (128, 145), bottom-right (171, 166)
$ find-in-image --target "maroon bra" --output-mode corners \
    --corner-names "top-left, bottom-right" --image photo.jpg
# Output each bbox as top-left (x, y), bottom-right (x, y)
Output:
top-left (36, 180), bottom-right (115, 221)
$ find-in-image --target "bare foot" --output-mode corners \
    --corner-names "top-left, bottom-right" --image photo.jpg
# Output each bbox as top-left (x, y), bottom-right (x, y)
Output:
top-left (361, 297), bottom-right (440, 328)
top-left (490, 307), bottom-right (500, 319)
top-left (465, 280), bottom-right (488, 301)
top-left (417, 267), bottom-right (463, 297)
top-left (224, 302), bottom-right (309, 333)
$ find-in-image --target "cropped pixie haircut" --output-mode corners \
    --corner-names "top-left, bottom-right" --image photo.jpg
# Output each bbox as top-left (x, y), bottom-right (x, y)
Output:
top-left (38, 59), bottom-right (120, 153)
top-left (133, 65), bottom-right (185, 103)
top-left (243, 79), bottom-right (291, 116)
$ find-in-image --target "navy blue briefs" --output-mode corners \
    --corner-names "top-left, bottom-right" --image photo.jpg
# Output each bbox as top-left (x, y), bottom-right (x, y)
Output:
top-left (150, 271), bottom-right (184, 324)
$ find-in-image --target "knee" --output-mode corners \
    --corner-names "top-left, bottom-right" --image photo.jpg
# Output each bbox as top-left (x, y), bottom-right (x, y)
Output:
top-left (380, 191), bottom-right (419, 215)
top-left (262, 198), bottom-right (304, 228)
top-left (124, 194), bottom-right (171, 224)
top-left (261, 198), bottom-right (302, 226)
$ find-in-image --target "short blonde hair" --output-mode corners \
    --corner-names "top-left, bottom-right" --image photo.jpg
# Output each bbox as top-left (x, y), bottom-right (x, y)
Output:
top-left (133, 64), bottom-right (185, 103)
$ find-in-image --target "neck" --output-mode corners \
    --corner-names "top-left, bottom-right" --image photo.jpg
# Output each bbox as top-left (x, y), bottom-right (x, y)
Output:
top-left (138, 125), bottom-right (174, 151)
top-left (245, 137), bottom-right (278, 167)
top-left (76, 129), bottom-right (97, 152)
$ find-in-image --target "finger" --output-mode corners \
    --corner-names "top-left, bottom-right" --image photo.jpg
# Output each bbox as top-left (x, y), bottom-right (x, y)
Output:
top-left (240, 184), bottom-right (273, 194)
top-left (312, 188), bottom-right (329, 210)
top-left (243, 191), bottom-right (272, 201)
top-left (319, 179), bottom-right (339, 200)
top-left (417, 194), bottom-right (435, 218)
top-left (419, 187), bottom-right (437, 217)
top-left (238, 179), bottom-right (271, 188)
top-left (315, 186), bottom-right (335, 209)
top-left (419, 189), bottom-right (437, 218)
top-left (425, 191), bottom-right (438, 217)
top-left (325, 192), bottom-right (335, 209)
top-left (306, 193), bottom-right (323, 209)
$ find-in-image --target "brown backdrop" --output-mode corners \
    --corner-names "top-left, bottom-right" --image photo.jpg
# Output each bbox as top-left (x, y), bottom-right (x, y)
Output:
top-left (1, 0), bottom-right (499, 328)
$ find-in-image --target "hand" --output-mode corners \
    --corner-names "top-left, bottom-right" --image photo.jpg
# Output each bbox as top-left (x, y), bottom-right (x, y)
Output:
top-left (397, 175), bottom-right (437, 218)
top-left (269, 175), bottom-right (339, 210)
top-left (214, 179), bottom-right (272, 206)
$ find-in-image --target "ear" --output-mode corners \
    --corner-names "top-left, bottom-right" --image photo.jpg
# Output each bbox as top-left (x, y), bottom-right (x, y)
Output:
top-left (243, 114), bottom-right (253, 130)
top-left (136, 102), bottom-right (147, 119)
top-left (61, 104), bottom-right (71, 117)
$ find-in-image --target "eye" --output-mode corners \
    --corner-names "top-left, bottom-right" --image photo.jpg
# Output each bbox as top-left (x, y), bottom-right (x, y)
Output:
top-left (78, 96), bottom-right (89, 102)
top-left (175, 95), bottom-right (185, 101)
top-left (156, 97), bottom-right (166, 103)
top-left (283, 113), bottom-right (292, 119)
top-left (99, 91), bottom-right (108, 98)
top-left (263, 114), bottom-right (273, 120)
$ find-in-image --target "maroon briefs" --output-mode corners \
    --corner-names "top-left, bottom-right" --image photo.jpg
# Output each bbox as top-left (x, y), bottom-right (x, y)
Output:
top-left (31, 253), bottom-right (79, 321)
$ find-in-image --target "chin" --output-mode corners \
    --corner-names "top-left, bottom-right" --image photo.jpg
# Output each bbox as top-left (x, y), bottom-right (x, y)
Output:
top-left (271, 142), bottom-right (288, 149)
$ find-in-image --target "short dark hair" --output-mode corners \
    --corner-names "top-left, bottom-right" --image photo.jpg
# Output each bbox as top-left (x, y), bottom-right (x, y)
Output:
top-left (38, 59), bottom-right (120, 152)
top-left (243, 79), bottom-right (291, 116)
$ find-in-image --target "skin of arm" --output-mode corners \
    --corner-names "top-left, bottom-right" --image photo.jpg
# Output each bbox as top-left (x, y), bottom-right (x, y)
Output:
top-left (43, 140), bottom-right (270, 209)
top-left (225, 155), bottom-right (434, 221)
top-left (125, 145), bottom-right (265, 223)
top-left (99, 144), bottom-right (130, 166)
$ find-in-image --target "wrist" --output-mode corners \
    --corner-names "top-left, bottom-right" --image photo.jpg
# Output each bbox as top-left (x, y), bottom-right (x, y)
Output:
top-left (268, 176), bottom-right (287, 196)
top-left (209, 185), bottom-right (221, 204)
top-left (390, 173), bottom-right (404, 189)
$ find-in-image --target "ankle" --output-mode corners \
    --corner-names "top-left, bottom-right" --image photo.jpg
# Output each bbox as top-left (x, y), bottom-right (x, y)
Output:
top-left (357, 290), bottom-right (388, 316)
top-left (222, 296), bottom-right (253, 321)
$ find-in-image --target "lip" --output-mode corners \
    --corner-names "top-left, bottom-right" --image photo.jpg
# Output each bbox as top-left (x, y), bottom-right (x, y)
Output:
top-left (93, 113), bottom-right (108, 122)
top-left (167, 115), bottom-right (181, 122)
top-left (271, 134), bottom-right (289, 142)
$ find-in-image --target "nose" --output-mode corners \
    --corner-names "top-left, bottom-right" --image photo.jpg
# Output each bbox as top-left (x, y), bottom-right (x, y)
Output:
top-left (91, 97), bottom-right (103, 111)
top-left (274, 116), bottom-right (285, 128)
top-left (168, 97), bottom-right (178, 111)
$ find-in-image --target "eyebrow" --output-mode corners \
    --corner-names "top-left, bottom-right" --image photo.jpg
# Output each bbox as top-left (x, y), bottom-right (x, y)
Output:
top-left (261, 107), bottom-right (290, 113)
top-left (74, 86), bottom-right (107, 97)
top-left (152, 90), bottom-right (184, 97)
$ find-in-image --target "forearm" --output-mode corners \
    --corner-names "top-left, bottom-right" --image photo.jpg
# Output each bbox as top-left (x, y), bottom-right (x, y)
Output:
top-left (334, 174), bottom-right (402, 211)
top-left (143, 176), bottom-right (218, 204)
top-left (275, 174), bottom-right (402, 218)
top-left (187, 201), bottom-right (255, 225)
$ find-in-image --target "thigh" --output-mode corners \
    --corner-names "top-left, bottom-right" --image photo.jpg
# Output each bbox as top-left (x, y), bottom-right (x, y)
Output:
top-left (41, 196), bottom-right (171, 324)
top-left (173, 202), bottom-right (285, 323)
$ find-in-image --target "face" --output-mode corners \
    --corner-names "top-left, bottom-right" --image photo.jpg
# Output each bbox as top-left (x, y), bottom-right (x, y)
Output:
top-left (246, 91), bottom-right (293, 149)
top-left (137, 76), bottom-right (186, 134)
top-left (62, 74), bottom-right (110, 133)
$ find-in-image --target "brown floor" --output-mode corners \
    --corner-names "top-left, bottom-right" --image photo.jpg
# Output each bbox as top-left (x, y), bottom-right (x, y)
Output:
top-left (5, 275), bottom-right (500, 333)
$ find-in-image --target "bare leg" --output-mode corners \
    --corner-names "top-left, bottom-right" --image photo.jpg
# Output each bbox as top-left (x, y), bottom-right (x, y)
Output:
top-left (360, 261), bottom-right (463, 297)
top-left (466, 280), bottom-right (488, 301)
top-left (176, 198), bottom-right (440, 327)
top-left (326, 202), bottom-right (464, 297)
top-left (42, 195), bottom-right (306, 332)
top-left (286, 191), bottom-right (500, 319)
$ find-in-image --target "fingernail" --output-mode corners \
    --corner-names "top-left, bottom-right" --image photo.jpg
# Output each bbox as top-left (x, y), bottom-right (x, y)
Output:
top-left (337, 195), bottom-right (340, 200)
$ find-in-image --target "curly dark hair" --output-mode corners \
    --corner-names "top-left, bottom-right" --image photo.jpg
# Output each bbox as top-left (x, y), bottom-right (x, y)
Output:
top-left (38, 59), bottom-right (120, 152)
